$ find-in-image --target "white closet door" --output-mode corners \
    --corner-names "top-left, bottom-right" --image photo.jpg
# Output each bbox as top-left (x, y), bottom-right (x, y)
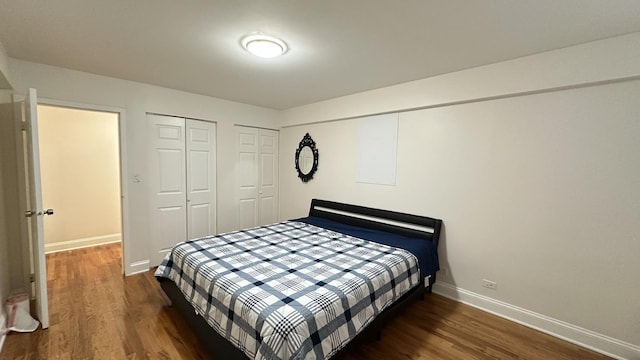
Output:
top-left (186, 119), bottom-right (216, 239)
top-left (258, 130), bottom-right (278, 225)
top-left (236, 126), bottom-right (279, 229)
top-left (148, 114), bottom-right (187, 266)
top-left (237, 127), bottom-right (259, 229)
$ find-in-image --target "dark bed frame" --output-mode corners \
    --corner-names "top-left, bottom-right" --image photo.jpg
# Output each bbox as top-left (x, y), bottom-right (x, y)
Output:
top-left (159, 199), bottom-right (443, 359)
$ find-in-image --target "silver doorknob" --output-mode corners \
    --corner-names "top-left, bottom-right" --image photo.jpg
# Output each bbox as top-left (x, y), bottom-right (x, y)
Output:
top-left (38, 209), bottom-right (54, 216)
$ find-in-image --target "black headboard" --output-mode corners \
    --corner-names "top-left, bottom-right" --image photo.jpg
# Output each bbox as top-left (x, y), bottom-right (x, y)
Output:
top-left (308, 199), bottom-right (443, 248)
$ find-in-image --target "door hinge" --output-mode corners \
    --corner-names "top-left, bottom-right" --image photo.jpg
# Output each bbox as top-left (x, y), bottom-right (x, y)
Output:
top-left (30, 273), bottom-right (36, 283)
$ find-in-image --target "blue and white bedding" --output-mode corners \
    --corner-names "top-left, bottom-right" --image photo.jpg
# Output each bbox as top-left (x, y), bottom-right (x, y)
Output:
top-left (296, 216), bottom-right (439, 277)
top-left (155, 220), bottom-right (421, 360)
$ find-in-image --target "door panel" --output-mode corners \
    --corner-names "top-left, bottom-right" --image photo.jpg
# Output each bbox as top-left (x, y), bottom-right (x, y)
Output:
top-left (158, 206), bottom-right (185, 250)
top-left (186, 119), bottom-right (216, 240)
top-left (189, 151), bottom-right (210, 191)
top-left (23, 88), bottom-right (49, 329)
top-left (239, 153), bottom-right (258, 187)
top-left (258, 130), bottom-right (278, 225)
top-left (149, 116), bottom-right (217, 264)
top-left (236, 127), bottom-right (278, 228)
top-left (158, 149), bottom-right (184, 192)
top-left (239, 199), bottom-right (257, 229)
top-left (148, 114), bottom-right (186, 266)
top-left (261, 154), bottom-right (274, 187)
top-left (237, 127), bottom-right (259, 228)
top-left (260, 197), bottom-right (275, 225)
top-left (189, 203), bottom-right (211, 239)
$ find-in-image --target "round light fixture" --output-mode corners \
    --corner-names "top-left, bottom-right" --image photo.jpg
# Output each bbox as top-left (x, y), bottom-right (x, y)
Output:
top-left (241, 34), bottom-right (287, 58)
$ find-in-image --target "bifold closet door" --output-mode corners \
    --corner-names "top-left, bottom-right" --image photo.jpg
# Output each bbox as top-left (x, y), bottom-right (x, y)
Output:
top-left (148, 115), bottom-right (187, 266)
top-left (186, 119), bottom-right (216, 240)
top-left (236, 126), bottom-right (278, 229)
top-left (148, 114), bottom-right (216, 266)
top-left (258, 130), bottom-right (278, 224)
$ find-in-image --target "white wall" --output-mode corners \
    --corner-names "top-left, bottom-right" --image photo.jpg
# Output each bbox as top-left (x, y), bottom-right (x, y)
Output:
top-left (279, 33), bottom-right (640, 359)
top-left (0, 41), bottom-right (11, 89)
top-left (38, 105), bottom-right (122, 252)
top-left (8, 58), bottom-right (280, 275)
top-left (281, 32), bottom-right (640, 127)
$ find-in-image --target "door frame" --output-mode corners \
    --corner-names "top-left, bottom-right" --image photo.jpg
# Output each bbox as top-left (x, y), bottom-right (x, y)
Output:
top-left (36, 97), bottom-right (130, 275)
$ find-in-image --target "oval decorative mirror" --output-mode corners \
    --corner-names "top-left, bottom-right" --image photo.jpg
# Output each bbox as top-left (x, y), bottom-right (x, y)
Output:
top-left (295, 133), bottom-right (319, 182)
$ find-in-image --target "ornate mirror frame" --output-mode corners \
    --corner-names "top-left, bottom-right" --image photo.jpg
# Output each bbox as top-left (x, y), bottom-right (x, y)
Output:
top-left (295, 133), bottom-right (319, 183)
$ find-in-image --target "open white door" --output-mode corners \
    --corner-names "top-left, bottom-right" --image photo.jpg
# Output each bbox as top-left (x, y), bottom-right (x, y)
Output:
top-left (22, 88), bottom-right (50, 329)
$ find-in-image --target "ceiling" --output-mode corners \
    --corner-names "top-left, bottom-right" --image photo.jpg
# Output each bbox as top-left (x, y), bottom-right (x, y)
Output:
top-left (1, 1), bottom-right (640, 110)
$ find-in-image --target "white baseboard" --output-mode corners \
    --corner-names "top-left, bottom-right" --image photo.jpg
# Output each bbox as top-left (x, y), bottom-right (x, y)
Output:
top-left (127, 260), bottom-right (150, 275)
top-left (432, 282), bottom-right (640, 360)
top-left (45, 233), bottom-right (121, 254)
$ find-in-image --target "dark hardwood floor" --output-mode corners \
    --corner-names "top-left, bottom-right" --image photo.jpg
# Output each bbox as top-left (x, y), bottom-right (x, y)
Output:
top-left (2, 243), bottom-right (611, 360)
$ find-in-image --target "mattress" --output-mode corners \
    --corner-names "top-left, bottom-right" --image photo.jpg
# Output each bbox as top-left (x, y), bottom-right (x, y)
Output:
top-left (155, 220), bottom-right (420, 360)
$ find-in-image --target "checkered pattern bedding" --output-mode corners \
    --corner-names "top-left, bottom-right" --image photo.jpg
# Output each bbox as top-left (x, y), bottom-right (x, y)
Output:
top-left (155, 220), bottom-right (420, 360)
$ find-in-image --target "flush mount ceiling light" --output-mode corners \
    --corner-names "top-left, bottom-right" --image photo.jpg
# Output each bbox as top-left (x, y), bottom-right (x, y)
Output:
top-left (241, 34), bottom-right (288, 58)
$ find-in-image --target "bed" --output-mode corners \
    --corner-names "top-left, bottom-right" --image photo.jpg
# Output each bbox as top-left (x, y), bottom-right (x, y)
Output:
top-left (155, 199), bottom-right (442, 359)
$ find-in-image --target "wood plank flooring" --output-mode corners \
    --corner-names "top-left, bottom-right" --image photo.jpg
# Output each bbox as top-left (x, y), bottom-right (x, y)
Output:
top-left (2, 243), bottom-right (612, 360)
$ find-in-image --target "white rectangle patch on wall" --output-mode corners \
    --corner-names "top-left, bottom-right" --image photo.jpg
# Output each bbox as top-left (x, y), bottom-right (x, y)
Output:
top-left (356, 113), bottom-right (398, 185)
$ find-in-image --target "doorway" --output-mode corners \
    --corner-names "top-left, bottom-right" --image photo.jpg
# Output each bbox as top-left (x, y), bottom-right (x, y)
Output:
top-left (36, 105), bottom-right (122, 258)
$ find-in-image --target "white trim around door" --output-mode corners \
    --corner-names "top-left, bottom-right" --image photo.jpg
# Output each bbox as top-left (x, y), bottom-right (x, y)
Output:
top-left (36, 97), bottom-right (131, 275)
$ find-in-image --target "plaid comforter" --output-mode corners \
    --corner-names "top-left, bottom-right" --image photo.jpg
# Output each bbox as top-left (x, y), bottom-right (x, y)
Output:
top-left (155, 220), bottom-right (420, 360)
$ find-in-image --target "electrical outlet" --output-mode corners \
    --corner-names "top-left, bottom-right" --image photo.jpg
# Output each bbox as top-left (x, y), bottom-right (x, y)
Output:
top-left (482, 279), bottom-right (497, 290)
